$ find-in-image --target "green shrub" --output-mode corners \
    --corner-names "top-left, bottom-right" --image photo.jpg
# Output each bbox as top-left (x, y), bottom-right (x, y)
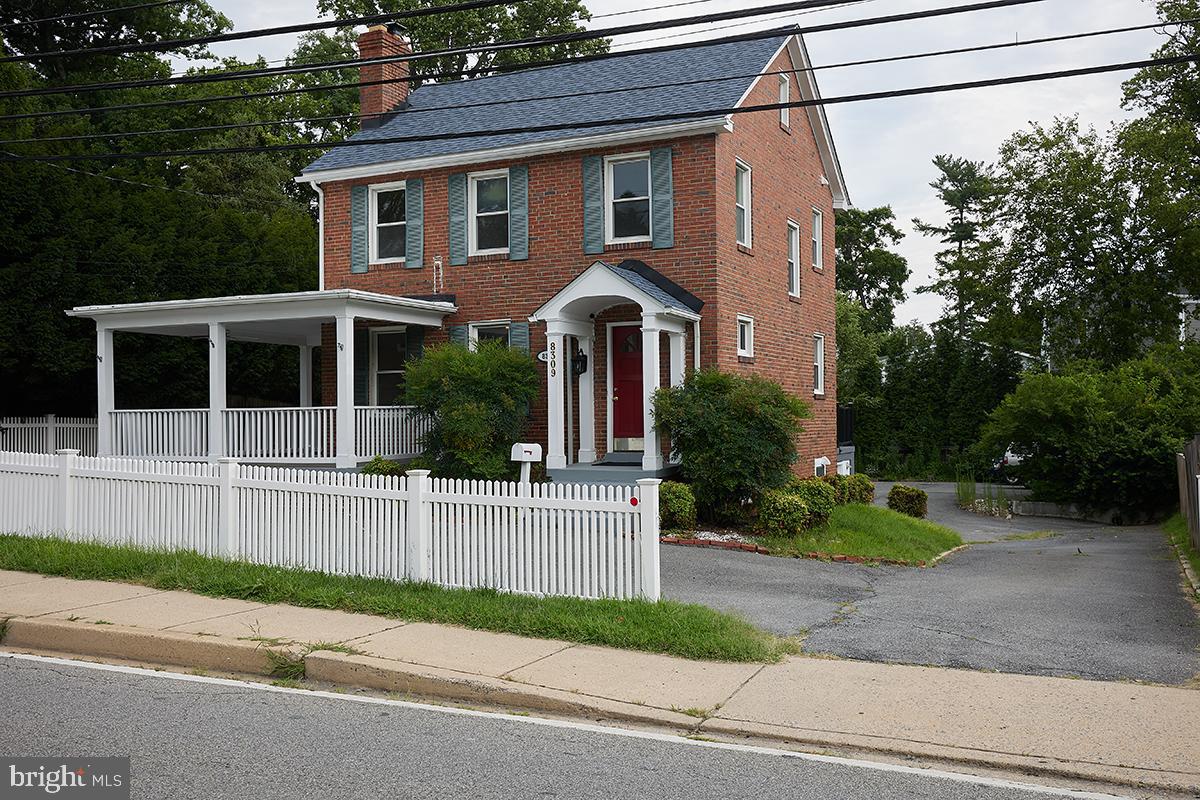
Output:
top-left (659, 481), bottom-right (697, 532)
top-left (845, 473), bottom-right (875, 504)
top-left (788, 477), bottom-right (837, 528)
top-left (821, 474), bottom-right (849, 504)
top-left (404, 342), bottom-right (540, 480)
top-left (887, 484), bottom-right (928, 518)
top-left (756, 490), bottom-right (813, 537)
top-left (360, 456), bottom-right (406, 478)
top-left (979, 344), bottom-right (1200, 515)
top-left (654, 370), bottom-right (810, 524)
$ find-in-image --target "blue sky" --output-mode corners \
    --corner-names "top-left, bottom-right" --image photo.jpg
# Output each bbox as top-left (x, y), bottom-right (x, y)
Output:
top-left (199, 0), bottom-right (1168, 325)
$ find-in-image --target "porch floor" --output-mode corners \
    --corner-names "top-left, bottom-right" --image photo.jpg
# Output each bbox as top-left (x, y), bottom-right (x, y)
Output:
top-left (548, 461), bottom-right (679, 485)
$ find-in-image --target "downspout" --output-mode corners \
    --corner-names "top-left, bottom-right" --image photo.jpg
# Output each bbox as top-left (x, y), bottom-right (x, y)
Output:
top-left (310, 181), bottom-right (326, 292)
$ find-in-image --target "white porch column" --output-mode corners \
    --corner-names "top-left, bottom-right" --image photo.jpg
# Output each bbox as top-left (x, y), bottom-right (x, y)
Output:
top-left (641, 316), bottom-right (663, 472)
top-left (335, 315), bottom-right (356, 469)
top-left (207, 322), bottom-right (226, 461)
top-left (668, 331), bottom-right (686, 388)
top-left (545, 331), bottom-right (567, 470)
top-left (299, 344), bottom-right (313, 407)
top-left (576, 335), bottom-right (596, 464)
top-left (96, 326), bottom-right (114, 456)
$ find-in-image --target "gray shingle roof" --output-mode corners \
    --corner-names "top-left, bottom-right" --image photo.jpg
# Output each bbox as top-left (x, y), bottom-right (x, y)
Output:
top-left (301, 35), bottom-right (787, 175)
top-left (604, 260), bottom-right (701, 314)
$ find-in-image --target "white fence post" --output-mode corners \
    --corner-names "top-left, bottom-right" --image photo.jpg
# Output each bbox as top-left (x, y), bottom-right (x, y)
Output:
top-left (405, 469), bottom-right (431, 582)
top-left (55, 449), bottom-right (79, 533)
top-left (45, 414), bottom-right (57, 454)
top-left (217, 457), bottom-right (239, 558)
top-left (636, 478), bottom-right (661, 601)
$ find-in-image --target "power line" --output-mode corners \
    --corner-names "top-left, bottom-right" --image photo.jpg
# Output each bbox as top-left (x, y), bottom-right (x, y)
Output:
top-left (0, 0), bottom-right (522, 63)
top-left (0, 0), bottom-right (883, 97)
top-left (5, 17), bottom-right (1187, 147)
top-left (5, 53), bottom-right (1195, 163)
top-left (0, 0), bottom-right (189, 30)
top-left (0, 0), bottom-right (1049, 118)
top-left (611, 0), bottom-right (876, 50)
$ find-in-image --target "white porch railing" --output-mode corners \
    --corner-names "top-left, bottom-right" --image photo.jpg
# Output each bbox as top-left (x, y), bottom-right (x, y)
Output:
top-left (223, 407), bottom-right (336, 463)
top-left (111, 409), bottom-right (208, 459)
top-left (0, 415), bottom-right (98, 456)
top-left (0, 450), bottom-right (662, 600)
top-left (356, 405), bottom-right (429, 459)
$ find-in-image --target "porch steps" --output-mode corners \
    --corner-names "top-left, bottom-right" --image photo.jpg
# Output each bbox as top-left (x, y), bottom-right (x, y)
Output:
top-left (548, 462), bottom-right (679, 486)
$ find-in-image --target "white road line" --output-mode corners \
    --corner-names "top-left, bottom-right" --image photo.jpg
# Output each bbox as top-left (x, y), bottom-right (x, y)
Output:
top-left (0, 651), bottom-right (1130, 800)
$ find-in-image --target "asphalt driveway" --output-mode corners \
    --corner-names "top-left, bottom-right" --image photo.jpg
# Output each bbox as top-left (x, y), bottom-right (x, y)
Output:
top-left (662, 483), bottom-right (1200, 685)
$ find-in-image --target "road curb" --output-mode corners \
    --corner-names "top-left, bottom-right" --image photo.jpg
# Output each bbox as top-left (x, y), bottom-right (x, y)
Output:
top-left (1171, 540), bottom-right (1200, 598)
top-left (927, 543), bottom-right (971, 567)
top-left (2, 617), bottom-right (284, 677)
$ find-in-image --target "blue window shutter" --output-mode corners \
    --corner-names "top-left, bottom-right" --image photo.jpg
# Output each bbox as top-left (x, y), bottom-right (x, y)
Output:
top-left (405, 178), bottom-right (423, 269)
top-left (448, 325), bottom-right (468, 347)
top-left (354, 329), bottom-right (369, 405)
top-left (448, 173), bottom-right (467, 266)
top-left (405, 326), bottom-right (424, 361)
top-left (350, 185), bottom-right (369, 273)
top-left (582, 156), bottom-right (604, 255)
top-left (650, 147), bottom-right (675, 249)
top-left (508, 165), bottom-right (529, 261)
top-left (508, 322), bottom-right (530, 353)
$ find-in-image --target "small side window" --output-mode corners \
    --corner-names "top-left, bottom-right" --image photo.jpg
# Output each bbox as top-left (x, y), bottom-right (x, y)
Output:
top-left (737, 315), bottom-right (754, 358)
top-left (779, 74), bottom-right (790, 128)
top-left (735, 161), bottom-right (752, 247)
top-left (787, 219), bottom-right (800, 297)
top-left (813, 333), bottom-right (826, 395)
top-left (811, 208), bottom-right (824, 270)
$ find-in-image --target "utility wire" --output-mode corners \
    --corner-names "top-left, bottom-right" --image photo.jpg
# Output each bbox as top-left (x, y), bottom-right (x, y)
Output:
top-left (5, 17), bottom-right (1188, 147)
top-left (0, 0), bottom-right (882, 97)
top-left (0, 0), bottom-right (1049, 117)
top-left (0, 0), bottom-right (190, 30)
top-left (5, 53), bottom-right (1195, 163)
top-left (611, 0), bottom-right (876, 50)
top-left (0, 0), bottom-right (523, 63)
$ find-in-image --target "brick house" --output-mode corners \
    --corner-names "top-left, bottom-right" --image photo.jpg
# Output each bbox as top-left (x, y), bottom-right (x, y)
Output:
top-left (297, 24), bottom-right (850, 481)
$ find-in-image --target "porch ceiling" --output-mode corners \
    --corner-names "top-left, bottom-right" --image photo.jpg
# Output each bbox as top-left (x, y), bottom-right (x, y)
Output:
top-left (66, 289), bottom-right (456, 345)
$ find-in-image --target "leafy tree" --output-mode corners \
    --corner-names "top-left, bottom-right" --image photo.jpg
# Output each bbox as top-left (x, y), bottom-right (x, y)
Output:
top-left (834, 206), bottom-right (909, 331)
top-left (833, 293), bottom-right (881, 402)
top-left (913, 155), bottom-right (1002, 337)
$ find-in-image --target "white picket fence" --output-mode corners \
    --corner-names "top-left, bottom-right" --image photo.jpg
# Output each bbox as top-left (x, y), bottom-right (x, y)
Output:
top-left (0, 416), bottom-right (98, 456)
top-left (0, 449), bottom-right (660, 600)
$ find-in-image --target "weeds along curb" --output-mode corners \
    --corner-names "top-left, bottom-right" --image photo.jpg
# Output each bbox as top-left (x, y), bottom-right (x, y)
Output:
top-left (1171, 541), bottom-right (1200, 599)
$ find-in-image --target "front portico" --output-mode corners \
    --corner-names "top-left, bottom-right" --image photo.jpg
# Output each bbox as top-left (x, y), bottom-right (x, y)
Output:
top-left (531, 260), bottom-right (702, 478)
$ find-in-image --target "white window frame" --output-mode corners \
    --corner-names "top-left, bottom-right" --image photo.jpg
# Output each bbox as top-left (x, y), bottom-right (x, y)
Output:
top-left (813, 333), bottom-right (826, 396)
top-left (369, 180), bottom-right (407, 265)
top-left (735, 160), bottom-right (752, 247)
top-left (778, 74), bottom-right (790, 128)
top-left (604, 152), bottom-right (653, 245)
top-left (737, 314), bottom-right (755, 358)
top-left (468, 319), bottom-right (512, 351)
top-left (468, 169), bottom-right (510, 257)
top-left (369, 325), bottom-right (408, 406)
top-left (787, 219), bottom-right (801, 297)
top-left (811, 207), bottom-right (824, 270)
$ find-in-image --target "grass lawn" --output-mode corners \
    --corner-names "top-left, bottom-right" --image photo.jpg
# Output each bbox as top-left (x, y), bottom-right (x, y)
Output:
top-left (1164, 513), bottom-right (1200, 596)
top-left (0, 534), bottom-right (796, 664)
top-left (757, 504), bottom-right (964, 564)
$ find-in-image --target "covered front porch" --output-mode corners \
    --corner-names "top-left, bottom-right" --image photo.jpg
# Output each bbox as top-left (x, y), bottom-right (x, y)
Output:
top-left (532, 260), bottom-right (702, 483)
top-left (67, 289), bottom-right (456, 467)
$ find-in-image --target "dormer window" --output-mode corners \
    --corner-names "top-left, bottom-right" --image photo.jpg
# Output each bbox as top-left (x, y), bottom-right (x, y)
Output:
top-left (605, 154), bottom-right (652, 243)
top-left (370, 182), bottom-right (406, 263)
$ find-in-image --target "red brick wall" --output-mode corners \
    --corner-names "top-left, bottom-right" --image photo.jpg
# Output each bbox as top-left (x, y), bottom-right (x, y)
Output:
top-left (319, 45), bottom-right (838, 473)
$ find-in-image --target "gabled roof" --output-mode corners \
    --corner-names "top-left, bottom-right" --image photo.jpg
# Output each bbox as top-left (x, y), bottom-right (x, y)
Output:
top-left (606, 260), bottom-right (703, 314)
top-left (301, 35), bottom-right (786, 176)
top-left (531, 260), bottom-right (702, 323)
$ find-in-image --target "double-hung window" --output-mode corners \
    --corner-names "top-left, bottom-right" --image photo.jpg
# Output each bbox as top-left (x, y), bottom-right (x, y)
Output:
top-left (370, 182), bottom-right (406, 263)
top-left (605, 154), bottom-right (651, 243)
top-left (811, 207), bottom-right (824, 269)
top-left (468, 170), bottom-right (509, 255)
top-left (371, 327), bottom-right (408, 405)
top-left (735, 161), bottom-right (752, 247)
top-left (779, 74), bottom-right (790, 128)
top-left (813, 333), bottom-right (826, 396)
top-left (469, 321), bottom-right (511, 349)
top-left (737, 315), bottom-right (754, 358)
top-left (787, 220), bottom-right (801, 296)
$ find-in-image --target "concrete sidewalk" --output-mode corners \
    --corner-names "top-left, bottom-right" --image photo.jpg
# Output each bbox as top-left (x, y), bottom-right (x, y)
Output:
top-left (2, 568), bottom-right (1198, 795)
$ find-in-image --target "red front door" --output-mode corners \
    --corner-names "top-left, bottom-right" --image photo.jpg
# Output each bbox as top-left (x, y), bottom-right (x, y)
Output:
top-left (611, 325), bottom-right (643, 448)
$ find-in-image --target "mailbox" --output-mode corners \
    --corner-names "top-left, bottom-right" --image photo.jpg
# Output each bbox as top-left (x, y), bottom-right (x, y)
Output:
top-left (510, 442), bottom-right (543, 484)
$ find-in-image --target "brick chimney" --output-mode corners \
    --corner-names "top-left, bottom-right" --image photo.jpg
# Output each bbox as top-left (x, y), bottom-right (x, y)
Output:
top-left (357, 23), bottom-right (410, 129)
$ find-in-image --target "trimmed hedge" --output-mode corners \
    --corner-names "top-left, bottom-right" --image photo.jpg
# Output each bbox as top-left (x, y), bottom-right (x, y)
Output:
top-left (756, 490), bottom-right (813, 537)
top-left (887, 484), bottom-right (928, 519)
top-left (360, 455), bottom-right (407, 478)
top-left (659, 481), bottom-right (697, 532)
top-left (846, 473), bottom-right (875, 504)
top-left (788, 477), bottom-right (837, 529)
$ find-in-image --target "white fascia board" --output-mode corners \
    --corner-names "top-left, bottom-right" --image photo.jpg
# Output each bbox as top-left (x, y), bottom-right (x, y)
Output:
top-left (296, 119), bottom-right (728, 185)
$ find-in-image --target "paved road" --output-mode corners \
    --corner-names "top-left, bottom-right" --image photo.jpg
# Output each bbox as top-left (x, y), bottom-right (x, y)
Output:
top-left (663, 484), bottom-right (1200, 684)
top-left (0, 655), bottom-right (1121, 800)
